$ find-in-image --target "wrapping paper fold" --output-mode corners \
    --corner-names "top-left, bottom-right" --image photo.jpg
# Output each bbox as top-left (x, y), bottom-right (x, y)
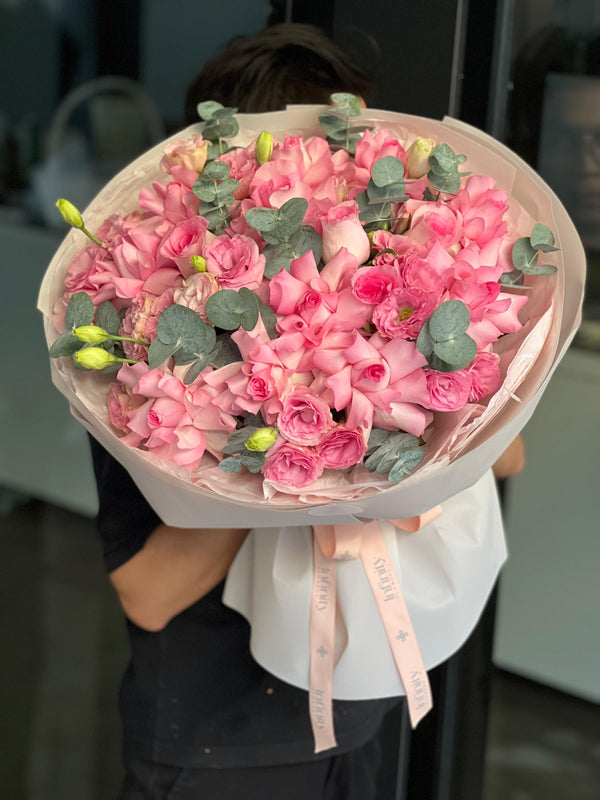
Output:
top-left (38, 107), bottom-right (585, 702)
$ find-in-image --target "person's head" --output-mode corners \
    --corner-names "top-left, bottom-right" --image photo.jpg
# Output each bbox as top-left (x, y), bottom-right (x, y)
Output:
top-left (184, 23), bottom-right (375, 122)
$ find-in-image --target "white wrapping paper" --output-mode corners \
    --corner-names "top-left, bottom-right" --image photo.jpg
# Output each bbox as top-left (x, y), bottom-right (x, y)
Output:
top-left (37, 107), bottom-right (585, 699)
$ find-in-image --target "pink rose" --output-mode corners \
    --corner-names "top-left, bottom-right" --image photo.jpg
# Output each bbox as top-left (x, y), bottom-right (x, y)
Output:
top-left (316, 426), bottom-right (367, 469)
top-left (174, 272), bottom-right (219, 322)
top-left (448, 176), bottom-right (509, 246)
top-left (138, 181), bottom-right (200, 224)
top-left (204, 234), bottom-right (265, 290)
top-left (425, 369), bottom-right (473, 411)
top-left (373, 288), bottom-right (437, 339)
top-left (467, 351), bottom-right (502, 402)
top-left (262, 440), bottom-right (325, 488)
top-left (354, 128), bottom-right (407, 173)
top-left (351, 265), bottom-right (401, 305)
top-left (320, 201), bottom-right (370, 265)
top-left (120, 287), bottom-right (179, 361)
top-left (407, 201), bottom-right (463, 251)
top-left (277, 386), bottom-right (334, 446)
top-left (107, 382), bottom-right (146, 432)
top-left (159, 215), bottom-right (209, 276)
top-left (217, 145), bottom-right (259, 199)
top-left (160, 135), bottom-right (209, 187)
top-left (399, 253), bottom-right (445, 294)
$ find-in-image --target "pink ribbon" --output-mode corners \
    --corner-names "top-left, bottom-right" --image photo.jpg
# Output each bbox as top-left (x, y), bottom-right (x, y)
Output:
top-left (309, 509), bottom-right (441, 753)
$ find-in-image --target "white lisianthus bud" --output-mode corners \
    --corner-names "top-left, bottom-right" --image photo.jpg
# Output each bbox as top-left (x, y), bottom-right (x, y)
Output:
top-left (406, 137), bottom-right (436, 179)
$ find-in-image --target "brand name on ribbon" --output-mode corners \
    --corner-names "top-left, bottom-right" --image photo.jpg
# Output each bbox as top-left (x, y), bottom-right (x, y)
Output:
top-left (315, 567), bottom-right (332, 612)
top-left (410, 671), bottom-right (429, 711)
top-left (310, 689), bottom-right (328, 730)
top-left (373, 557), bottom-right (399, 602)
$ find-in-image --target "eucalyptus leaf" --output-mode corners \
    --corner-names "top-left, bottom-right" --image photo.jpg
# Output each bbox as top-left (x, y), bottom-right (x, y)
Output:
top-left (214, 178), bottom-right (239, 198)
top-left (522, 263), bottom-right (557, 276)
top-left (499, 269), bottom-right (526, 287)
top-left (193, 182), bottom-right (217, 203)
top-left (95, 301), bottom-right (120, 335)
top-left (211, 106), bottom-right (238, 120)
top-left (210, 337), bottom-right (242, 367)
top-left (512, 237), bottom-right (538, 271)
top-left (416, 320), bottom-right (435, 358)
top-left (330, 92), bottom-right (362, 114)
top-left (428, 172), bottom-right (462, 195)
top-left (318, 113), bottom-right (346, 136)
top-left (429, 300), bottom-right (470, 340)
top-left (366, 428), bottom-right (392, 455)
top-left (366, 181), bottom-right (407, 204)
top-left (49, 330), bottom-right (83, 358)
top-left (371, 156), bottom-right (405, 188)
top-left (148, 337), bottom-right (178, 369)
top-left (244, 206), bottom-right (280, 232)
top-left (222, 426), bottom-right (259, 454)
top-left (258, 303), bottom-right (279, 338)
top-left (197, 100), bottom-right (223, 120)
top-left (156, 304), bottom-right (217, 354)
top-left (205, 288), bottom-right (259, 331)
top-left (203, 161), bottom-right (230, 180)
top-left (65, 292), bottom-right (94, 329)
top-left (288, 225), bottom-right (322, 263)
top-left (433, 333), bottom-right (477, 368)
top-left (219, 457), bottom-right (243, 473)
top-left (182, 351), bottom-right (214, 385)
top-left (239, 451), bottom-right (265, 472)
top-left (530, 223), bottom-right (558, 252)
top-left (263, 242), bottom-right (296, 278)
top-left (388, 449), bottom-right (424, 481)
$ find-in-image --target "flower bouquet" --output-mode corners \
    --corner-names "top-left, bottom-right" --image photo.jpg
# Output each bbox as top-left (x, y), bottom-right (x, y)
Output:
top-left (38, 96), bottom-right (584, 751)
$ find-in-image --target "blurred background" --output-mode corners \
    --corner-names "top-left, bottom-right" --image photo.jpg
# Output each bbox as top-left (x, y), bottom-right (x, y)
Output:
top-left (1, 1), bottom-right (599, 798)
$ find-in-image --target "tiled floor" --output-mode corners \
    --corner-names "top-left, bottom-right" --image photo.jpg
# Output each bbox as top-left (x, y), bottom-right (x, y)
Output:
top-left (2, 489), bottom-right (599, 799)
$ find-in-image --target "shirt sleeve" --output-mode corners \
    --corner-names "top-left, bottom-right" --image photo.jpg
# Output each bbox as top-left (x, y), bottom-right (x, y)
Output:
top-left (88, 434), bottom-right (161, 573)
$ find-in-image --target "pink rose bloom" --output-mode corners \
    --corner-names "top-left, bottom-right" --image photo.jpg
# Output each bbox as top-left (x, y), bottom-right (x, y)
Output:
top-left (351, 265), bottom-right (401, 305)
top-left (399, 253), bottom-right (445, 294)
top-left (354, 128), bottom-right (407, 173)
top-left (277, 386), bottom-right (334, 446)
top-left (107, 382), bottom-right (146, 432)
top-left (448, 175), bottom-right (509, 246)
top-left (425, 369), bottom-right (473, 411)
top-left (96, 211), bottom-right (143, 247)
top-left (174, 272), bottom-right (219, 322)
top-left (218, 145), bottom-right (260, 199)
top-left (320, 200), bottom-right (370, 265)
top-left (63, 245), bottom-right (123, 307)
top-left (159, 215), bottom-right (209, 276)
top-left (160, 135), bottom-right (209, 187)
top-left (204, 233), bottom-right (265, 290)
top-left (316, 426), bottom-right (367, 469)
top-left (262, 440), bottom-right (325, 488)
top-left (407, 201), bottom-right (463, 251)
top-left (120, 287), bottom-right (179, 361)
top-left (373, 288), bottom-right (437, 339)
top-left (139, 181), bottom-right (200, 224)
top-left (467, 351), bottom-right (502, 402)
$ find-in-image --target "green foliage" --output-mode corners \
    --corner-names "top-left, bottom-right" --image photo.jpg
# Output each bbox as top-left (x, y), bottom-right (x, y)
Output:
top-left (427, 144), bottom-right (469, 195)
top-left (357, 156), bottom-right (407, 231)
top-left (318, 92), bottom-right (365, 154)
top-left (365, 431), bottom-right (424, 482)
top-left (95, 301), bottom-right (121, 335)
top-left (192, 159), bottom-right (239, 235)
top-left (196, 101), bottom-right (239, 146)
top-left (206, 287), bottom-right (260, 331)
top-left (49, 330), bottom-right (83, 358)
top-left (65, 292), bottom-right (94, 329)
top-left (245, 198), bottom-right (322, 276)
top-left (508, 225), bottom-right (559, 284)
top-left (148, 305), bottom-right (216, 369)
top-left (416, 300), bottom-right (477, 372)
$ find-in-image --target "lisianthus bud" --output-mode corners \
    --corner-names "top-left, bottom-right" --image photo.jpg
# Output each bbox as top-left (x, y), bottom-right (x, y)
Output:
top-left (73, 324), bottom-right (110, 343)
top-left (73, 347), bottom-right (121, 370)
top-left (56, 198), bottom-right (84, 229)
top-left (255, 131), bottom-right (274, 165)
top-left (55, 198), bottom-right (104, 245)
top-left (245, 427), bottom-right (279, 451)
top-left (191, 255), bottom-right (208, 272)
top-left (406, 137), bottom-right (436, 179)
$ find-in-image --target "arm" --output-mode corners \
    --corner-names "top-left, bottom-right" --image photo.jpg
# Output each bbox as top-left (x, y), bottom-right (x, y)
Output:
top-left (492, 434), bottom-right (525, 480)
top-left (109, 523), bottom-right (249, 632)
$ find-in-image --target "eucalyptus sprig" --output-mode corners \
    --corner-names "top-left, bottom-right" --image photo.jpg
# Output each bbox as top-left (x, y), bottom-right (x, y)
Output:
top-left (196, 100), bottom-right (239, 158)
top-left (364, 430), bottom-right (424, 482)
top-left (318, 92), bottom-right (368, 154)
top-left (500, 223), bottom-right (559, 288)
top-left (426, 144), bottom-right (470, 196)
top-left (357, 155), bottom-right (408, 232)
top-left (416, 300), bottom-right (477, 372)
top-left (192, 160), bottom-right (240, 235)
top-left (244, 197), bottom-right (322, 277)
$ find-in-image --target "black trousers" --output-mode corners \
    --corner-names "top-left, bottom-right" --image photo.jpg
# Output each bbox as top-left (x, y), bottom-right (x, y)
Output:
top-left (118, 736), bottom-right (381, 800)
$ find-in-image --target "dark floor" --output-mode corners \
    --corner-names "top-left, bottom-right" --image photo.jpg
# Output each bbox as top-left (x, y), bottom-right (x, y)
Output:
top-left (2, 489), bottom-right (599, 800)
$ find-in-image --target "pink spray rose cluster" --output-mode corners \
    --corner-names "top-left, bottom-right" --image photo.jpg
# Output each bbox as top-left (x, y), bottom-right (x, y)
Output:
top-left (53, 106), bottom-right (550, 494)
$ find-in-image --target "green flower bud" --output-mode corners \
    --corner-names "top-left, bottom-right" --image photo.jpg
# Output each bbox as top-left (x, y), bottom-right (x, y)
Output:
top-left (245, 427), bottom-right (279, 452)
top-left (191, 255), bottom-right (208, 273)
top-left (406, 137), bottom-right (436, 179)
top-left (73, 324), bottom-right (110, 343)
top-left (255, 131), bottom-right (274, 165)
top-left (73, 347), bottom-right (121, 370)
top-left (56, 198), bottom-right (84, 229)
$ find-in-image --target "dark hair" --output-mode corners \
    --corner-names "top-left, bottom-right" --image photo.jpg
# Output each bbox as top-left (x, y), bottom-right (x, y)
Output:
top-left (184, 23), bottom-right (375, 123)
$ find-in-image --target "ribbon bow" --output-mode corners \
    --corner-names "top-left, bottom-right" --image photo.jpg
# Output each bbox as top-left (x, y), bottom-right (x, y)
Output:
top-left (309, 508), bottom-right (441, 753)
